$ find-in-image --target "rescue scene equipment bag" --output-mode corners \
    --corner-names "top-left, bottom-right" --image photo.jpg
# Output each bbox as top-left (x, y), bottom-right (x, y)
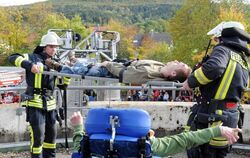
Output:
top-left (72, 108), bottom-right (152, 158)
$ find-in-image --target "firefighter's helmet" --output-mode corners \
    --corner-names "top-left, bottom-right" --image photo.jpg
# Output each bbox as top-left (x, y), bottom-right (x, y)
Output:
top-left (207, 21), bottom-right (245, 37)
top-left (40, 32), bottom-right (62, 46)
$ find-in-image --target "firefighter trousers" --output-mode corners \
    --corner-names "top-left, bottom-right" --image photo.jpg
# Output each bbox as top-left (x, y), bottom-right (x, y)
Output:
top-left (27, 107), bottom-right (57, 158)
top-left (187, 120), bottom-right (230, 158)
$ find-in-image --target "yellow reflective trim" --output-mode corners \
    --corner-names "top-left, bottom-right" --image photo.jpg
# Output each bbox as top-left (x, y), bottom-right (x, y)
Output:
top-left (47, 105), bottom-right (57, 111)
top-left (213, 137), bottom-right (227, 141)
top-left (216, 110), bottom-right (223, 115)
top-left (43, 142), bottom-right (56, 149)
top-left (33, 94), bottom-right (42, 100)
top-left (215, 60), bottom-right (237, 99)
top-left (55, 78), bottom-right (58, 85)
top-left (63, 77), bottom-right (71, 85)
top-left (15, 56), bottom-right (25, 67)
top-left (34, 74), bottom-right (39, 88)
top-left (28, 95), bottom-right (56, 110)
top-left (47, 101), bottom-right (56, 106)
top-left (39, 65), bottom-right (44, 73)
top-left (29, 125), bottom-right (34, 152)
top-left (38, 66), bottom-right (43, 87)
top-left (194, 67), bottom-right (212, 85)
top-left (28, 100), bottom-right (43, 104)
top-left (231, 51), bottom-right (248, 70)
top-left (23, 53), bottom-right (29, 60)
top-left (27, 103), bottom-right (43, 109)
top-left (210, 120), bottom-right (222, 127)
top-left (209, 138), bottom-right (228, 146)
top-left (34, 66), bottom-right (44, 88)
top-left (64, 81), bottom-right (70, 85)
top-left (32, 146), bottom-right (43, 154)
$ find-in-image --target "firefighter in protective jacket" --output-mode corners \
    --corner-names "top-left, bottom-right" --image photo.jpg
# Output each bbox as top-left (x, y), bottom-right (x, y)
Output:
top-left (8, 32), bottom-right (70, 158)
top-left (183, 21), bottom-right (250, 158)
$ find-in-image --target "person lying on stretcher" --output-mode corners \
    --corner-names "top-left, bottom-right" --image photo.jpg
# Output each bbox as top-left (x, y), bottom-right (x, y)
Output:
top-left (45, 57), bottom-right (192, 84)
top-left (70, 111), bottom-right (241, 157)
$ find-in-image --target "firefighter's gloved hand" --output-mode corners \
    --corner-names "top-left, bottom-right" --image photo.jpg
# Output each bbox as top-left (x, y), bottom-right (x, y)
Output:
top-left (45, 58), bottom-right (62, 71)
top-left (70, 111), bottom-right (83, 127)
top-left (220, 126), bottom-right (242, 145)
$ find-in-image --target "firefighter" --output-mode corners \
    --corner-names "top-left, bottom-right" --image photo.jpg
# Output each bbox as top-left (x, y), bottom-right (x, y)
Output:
top-left (8, 32), bottom-right (70, 158)
top-left (183, 21), bottom-right (250, 158)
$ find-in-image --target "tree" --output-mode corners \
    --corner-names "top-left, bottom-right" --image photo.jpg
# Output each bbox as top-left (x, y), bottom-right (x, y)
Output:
top-left (106, 19), bottom-right (138, 59)
top-left (137, 34), bottom-right (171, 62)
top-left (191, 1), bottom-right (249, 64)
top-left (168, 0), bottom-right (249, 66)
top-left (168, 0), bottom-right (218, 66)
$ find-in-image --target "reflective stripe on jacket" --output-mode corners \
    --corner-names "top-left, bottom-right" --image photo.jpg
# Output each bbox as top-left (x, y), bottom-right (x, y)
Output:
top-left (8, 52), bottom-right (70, 111)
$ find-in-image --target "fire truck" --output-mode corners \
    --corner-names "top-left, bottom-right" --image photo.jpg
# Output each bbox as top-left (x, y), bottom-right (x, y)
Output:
top-left (0, 70), bottom-right (24, 104)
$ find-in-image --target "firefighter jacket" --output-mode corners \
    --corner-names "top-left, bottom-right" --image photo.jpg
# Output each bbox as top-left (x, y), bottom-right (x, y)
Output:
top-left (8, 50), bottom-right (71, 111)
top-left (105, 60), bottom-right (166, 84)
top-left (187, 36), bottom-right (249, 147)
top-left (188, 37), bottom-right (249, 103)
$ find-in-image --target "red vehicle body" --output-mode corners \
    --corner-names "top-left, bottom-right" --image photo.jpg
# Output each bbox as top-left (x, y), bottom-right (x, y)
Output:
top-left (0, 91), bottom-right (20, 104)
top-left (0, 70), bottom-right (24, 104)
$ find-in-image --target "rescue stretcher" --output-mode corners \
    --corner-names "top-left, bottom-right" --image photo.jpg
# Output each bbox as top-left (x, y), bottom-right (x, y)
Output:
top-left (42, 71), bottom-right (183, 88)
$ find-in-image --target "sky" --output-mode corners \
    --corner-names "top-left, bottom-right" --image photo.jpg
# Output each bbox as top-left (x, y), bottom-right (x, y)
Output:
top-left (0, 0), bottom-right (47, 6)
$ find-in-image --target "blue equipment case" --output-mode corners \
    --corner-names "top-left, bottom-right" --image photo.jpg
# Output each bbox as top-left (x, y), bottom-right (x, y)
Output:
top-left (72, 108), bottom-right (152, 158)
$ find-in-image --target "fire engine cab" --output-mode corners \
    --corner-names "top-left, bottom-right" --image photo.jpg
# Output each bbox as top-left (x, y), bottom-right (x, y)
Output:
top-left (0, 70), bottom-right (24, 104)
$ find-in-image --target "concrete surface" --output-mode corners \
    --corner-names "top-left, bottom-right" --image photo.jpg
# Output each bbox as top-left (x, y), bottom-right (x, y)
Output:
top-left (0, 150), bottom-right (249, 158)
top-left (0, 101), bottom-right (250, 143)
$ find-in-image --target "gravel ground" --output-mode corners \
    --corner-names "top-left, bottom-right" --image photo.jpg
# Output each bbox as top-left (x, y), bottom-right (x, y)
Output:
top-left (0, 150), bottom-right (250, 158)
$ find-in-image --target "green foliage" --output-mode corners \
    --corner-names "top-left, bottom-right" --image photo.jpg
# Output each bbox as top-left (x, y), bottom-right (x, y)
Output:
top-left (50, 0), bottom-right (181, 31)
top-left (167, 0), bottom-right (249, 66)
top-left (0, 3), bottom-right (89, 66)
top-left (106, 19), bottom-right (138, 59)
top-left (136, 19), bottom-right (167, 33)
top-left (141, 42), bottom-right (171, 62)
top-left (168, 0), bottom-right (219, 65)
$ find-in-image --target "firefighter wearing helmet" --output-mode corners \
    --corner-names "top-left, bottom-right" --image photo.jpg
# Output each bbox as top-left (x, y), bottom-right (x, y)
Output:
top-left (8, 32), bottom-right (70, 158)
top-left (183, 21), bottom-right (250, 158)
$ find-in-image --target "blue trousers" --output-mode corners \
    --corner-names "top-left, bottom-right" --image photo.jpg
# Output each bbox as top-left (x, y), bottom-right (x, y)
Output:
top-left (61, 61), bottom-right (111, 77)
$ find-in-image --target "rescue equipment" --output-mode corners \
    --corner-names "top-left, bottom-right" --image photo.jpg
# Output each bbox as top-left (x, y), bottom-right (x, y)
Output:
top-left (72, 108), bottom-right (152, 158)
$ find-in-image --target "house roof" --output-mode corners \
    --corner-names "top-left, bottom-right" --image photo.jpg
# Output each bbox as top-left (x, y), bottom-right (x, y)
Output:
top-left (134, 32), bottom-right (172, 46)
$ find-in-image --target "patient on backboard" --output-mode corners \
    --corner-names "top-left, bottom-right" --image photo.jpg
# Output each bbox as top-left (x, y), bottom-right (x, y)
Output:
top-left (45, 54), bottom-right (191, 84)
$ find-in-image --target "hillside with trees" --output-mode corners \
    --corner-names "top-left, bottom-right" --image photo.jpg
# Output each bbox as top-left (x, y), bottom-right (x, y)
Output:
top-left (49, 0), bottom-right (182, 32)
top-left (0, 0), bottom-right (249, 67)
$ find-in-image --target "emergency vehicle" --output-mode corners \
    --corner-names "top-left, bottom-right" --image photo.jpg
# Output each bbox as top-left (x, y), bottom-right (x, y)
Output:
top-left (0, 70), bottom-right (24, 104)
